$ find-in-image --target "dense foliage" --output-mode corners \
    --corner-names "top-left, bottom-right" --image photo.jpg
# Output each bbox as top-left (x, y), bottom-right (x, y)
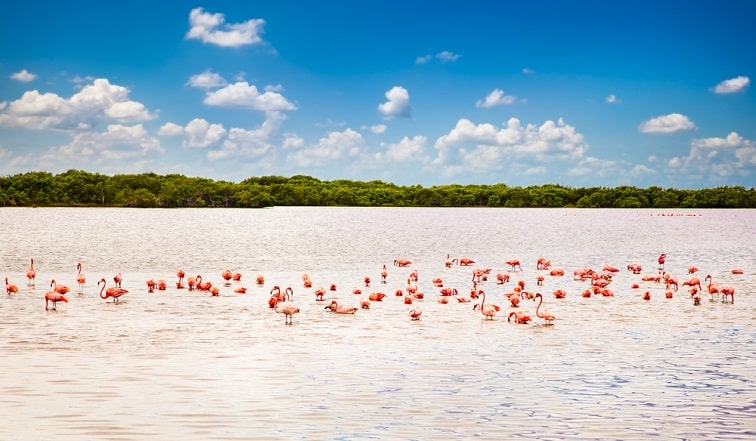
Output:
top-left (0, 170), bottom-right (754, 208)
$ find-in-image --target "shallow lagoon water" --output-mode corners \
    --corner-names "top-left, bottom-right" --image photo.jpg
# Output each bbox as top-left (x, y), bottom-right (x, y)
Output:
top-left (0, 207), bottom-right (754, 440)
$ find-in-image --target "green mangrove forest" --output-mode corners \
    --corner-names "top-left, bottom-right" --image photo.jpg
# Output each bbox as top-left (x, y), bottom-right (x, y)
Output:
top-left (0, 170), bottom-right (754, 208)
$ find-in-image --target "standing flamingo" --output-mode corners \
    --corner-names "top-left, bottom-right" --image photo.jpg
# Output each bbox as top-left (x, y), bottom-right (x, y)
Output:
top-left (98, 278), bottom-right (128, 303)
top-left (50, 279), bottom-right (70, 295)
top-left (506, 259), bottom-right (522, 272)
top-left (26, 258), bottom-right (36, 286)
top-left (533, 293), bottom-right (555, 325)
top-left (476, 289), bottom-right (497, 320)
top-left (222, 269), bottom-right (233, 285)
top-left (76, 262), bottom-right (86, 291)
top-left (44, 290), bottom-right (68, 310)
top-left (275, 291), bottom-right (300, 325)
top-left (381, 264), bottom-right (388, 283)
top-left (6, 277), bottom-right (19, 295)
top-left (719, 285), bottom-right (735, 304)
top-left (408, 306), bottom-right (423, 321)
top-left (704, 274), bottom-right (719, 300)
top-left (658, 253), bottom-right (667, 270)
top-left (177, 269), bottom-right (186, 288)
top-left (113, 273), bottom-right (123, 288)
top-left (508, 310), bottom-right (532, 324)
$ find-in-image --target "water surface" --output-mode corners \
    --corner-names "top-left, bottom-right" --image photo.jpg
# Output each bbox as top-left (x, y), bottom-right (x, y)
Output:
top-left (1, 207), bottom-right (754, 440)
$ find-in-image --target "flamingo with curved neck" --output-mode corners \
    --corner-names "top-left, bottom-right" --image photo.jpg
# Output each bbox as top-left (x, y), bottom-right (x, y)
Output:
top-left (98, 277), bottom-right (128, 303)
top-left (534, 293), bottom-right (555, 325)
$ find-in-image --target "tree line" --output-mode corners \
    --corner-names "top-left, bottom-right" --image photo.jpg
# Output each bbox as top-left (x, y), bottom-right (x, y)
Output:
top-left (0, 170), bottom-right (754, 208)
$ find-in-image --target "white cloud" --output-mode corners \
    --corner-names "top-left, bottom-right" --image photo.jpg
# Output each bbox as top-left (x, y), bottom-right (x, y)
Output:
top-left (377, 86), bottom-right (411, 118)
top-left (377, 135), bottom-right (428, 162)
top-left (712, 76), bottom-right (750, 94)
top-left (435, 51), bottom-right (460, 62)
top-left (287, 128), bottom-right (365, 167)
top-left (433, 117), bottom-right (588, 176)
top-left (415, 55), bottom-right (433, 64)
top-left (183, 118), bottom-right (227, 148)
top-left (0, 78), bottom-right (155, 130)
top-left (187, 70), bottom-right (228, 89)
top-left (522, 68), bottom-right (535, 74)
top-left (43, 124), bottom-right (163, 164)
top-left (667, 132), bottom-right (756, 179)
top-left (476, 89), bottom-right (516, 108)
top-left (10, 69), bottom-right (37, 82)
top-left (157, 122), bottom-right (185, 136)
top-left (361, 124), bottom-right (387, 134)
top-left (219, 111), bottom-right (286, 158)
top-left (638, 113), bottom-right (695, 134)
top-left (606, 94), bottom-right (619, 103)
top-left (282, 133), bottom-right (304, 150)
top-left (567, 157), bottom-right (620, 178)
top-left (204, 82), bottom-right (297, 111)
top-left (186, 7), bottom-right (266, 47)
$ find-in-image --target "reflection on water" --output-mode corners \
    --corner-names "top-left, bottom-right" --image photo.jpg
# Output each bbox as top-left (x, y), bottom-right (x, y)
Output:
top-left (1, 207), bottom-right (754, 440)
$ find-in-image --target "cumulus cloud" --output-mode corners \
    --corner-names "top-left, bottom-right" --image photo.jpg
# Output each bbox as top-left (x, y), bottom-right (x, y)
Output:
top-left (10, 69), bottom-right (37, 82)
top-left (606, 94), bottom-right (619, 103)
top-left (287, 128), bottom-right (365, 167)
top-left (377, 86), bottom-right (411, 118)
top-left (638, 113), bottom-right (695, 134)
top-left (186, 7), bottom-right (266, 47)
top-left (183, 118), bottom-right (227, 148)
top-left (433, 117), bottom-right (588, 175)
top-left (43, 124), bottom-right (163, 164)
top-left (377, 135), bottom-right (428, 162)
top-left (0, 78), bottom-right (155, 130)
top-left (157, 122), bottom-right (185, 136)
top-left (667, 132), bottom-right (756, 179)
top-left (476, 89), bottom-right (516, 108)
top-left (712, 76), bottom-right (750, 94)
top-left (187, 70), bottom-right (228, 89)
top-left (204, 82), bottom-right (297, 111)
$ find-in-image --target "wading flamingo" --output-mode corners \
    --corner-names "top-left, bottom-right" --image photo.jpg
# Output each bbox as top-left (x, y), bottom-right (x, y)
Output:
top-left (177, 269), bottom-right (186, 284)
top-left (76, 262), bottom-right (86, 290)
top-left (146, 279), bottom-right (157, 293)
top-left (232, 272), bottom-right (242, 281)
top-left (314, 287), bottom-right (326, 301)
top-left (26, 258), bottom-right (36, 286)
top-left (256, 274), bottom-right (265, 286)
top-left (682, 277), bottom-right (702, 291)
top-left (476, 289), bottom-right (497, 320)
top-left (222, 269), bottom-right (233, 285)
top-left (731, 268), bottom-right (743, 275)
top-left (508, 310), bottom-right (531, 324)
top-left (6, 277), bottom-right (19, 295)
top-left (536, 257), bottom-right (551, 270)
top-left (325, 300), bottom-right (357, 314)
top-left (408, 306), bottom-right (423, 321)
top-left (113, 273), bottom-right (122, 288)
top-left (534, 293), bottom-right (555, 325)
top-left (275, 291), bottom-right (300, 325)
top-left (98, 278), bottom-right (128, 303)
top-left (719, 285), bottom-right (735, 304)
top-left (506, 259), bottom-right (522, 272)
top-left (456, 258), bottom-right (476, 266)
top-left (704, 274), bottom-right (719, 300)
top-left (381, 264), bottom-right (388, 283)
top-left (44, 290), bottom-right (68, 310)
top-left (658, 253), bottom-right (667, 270)
top-left (394, 259), bottom-right (412, 267)
top-left (50, 279), bottom-right (70, 295)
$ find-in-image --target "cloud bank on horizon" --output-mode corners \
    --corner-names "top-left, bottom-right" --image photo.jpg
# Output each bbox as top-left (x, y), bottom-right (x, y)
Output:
top-left (0, 1), bottom-right (754, 189)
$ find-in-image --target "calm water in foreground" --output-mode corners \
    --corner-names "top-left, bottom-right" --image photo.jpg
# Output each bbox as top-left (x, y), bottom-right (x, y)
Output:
top-left (0, 207), bottom-right (754, 441)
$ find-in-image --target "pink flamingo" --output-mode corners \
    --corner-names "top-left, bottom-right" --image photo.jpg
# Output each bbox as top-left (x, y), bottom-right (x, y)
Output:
top-left (408, 306), bottom-right (423, 321)
top-left (508, 311), bottom-right (531, 324)
top-left (476, 289), bottom-right (497, 320)
top-left (719, 285), bottom-right (735, 304)
top-left (76, 262), bottom-right (86, 291)
top-left (26, 258), bottom-right (36, 286)
top-left (658, 253), bottom-right (667, 270)
top-left (275, 290), bottom-right (299, 325)
top-left (98, 277), bottom-right (128, 303)
top-left (381, 264), bottom-right (388, 283)
top-left (6, 277), bottom-right (19, 295)
top-left (44, 290), bottom-right (68, 310)
top-left (534, 293), bottom-right (555, 325)
top-left (50, 279), bottom-right (70, 295)
top-left (222, 269), bottom-right (233, 285)
top-left (506, 259), bottom-right (522, 272)
top-left (325, 299), bottom-right (357, 314)
top-left (113, 273), bottom-right (123, 288)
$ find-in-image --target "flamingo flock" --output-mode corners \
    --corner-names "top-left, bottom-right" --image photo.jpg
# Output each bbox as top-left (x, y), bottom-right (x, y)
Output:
top-left (4, 254), bottom-right (745, 326)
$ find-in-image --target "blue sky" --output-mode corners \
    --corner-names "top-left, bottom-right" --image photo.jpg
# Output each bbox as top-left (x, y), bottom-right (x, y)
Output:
top-left (1, 1), bottom-right (754, 188)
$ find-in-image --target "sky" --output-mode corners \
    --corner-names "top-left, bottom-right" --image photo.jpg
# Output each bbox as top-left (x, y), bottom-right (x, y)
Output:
top-left (1, 0), bottom-right (754, 189)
